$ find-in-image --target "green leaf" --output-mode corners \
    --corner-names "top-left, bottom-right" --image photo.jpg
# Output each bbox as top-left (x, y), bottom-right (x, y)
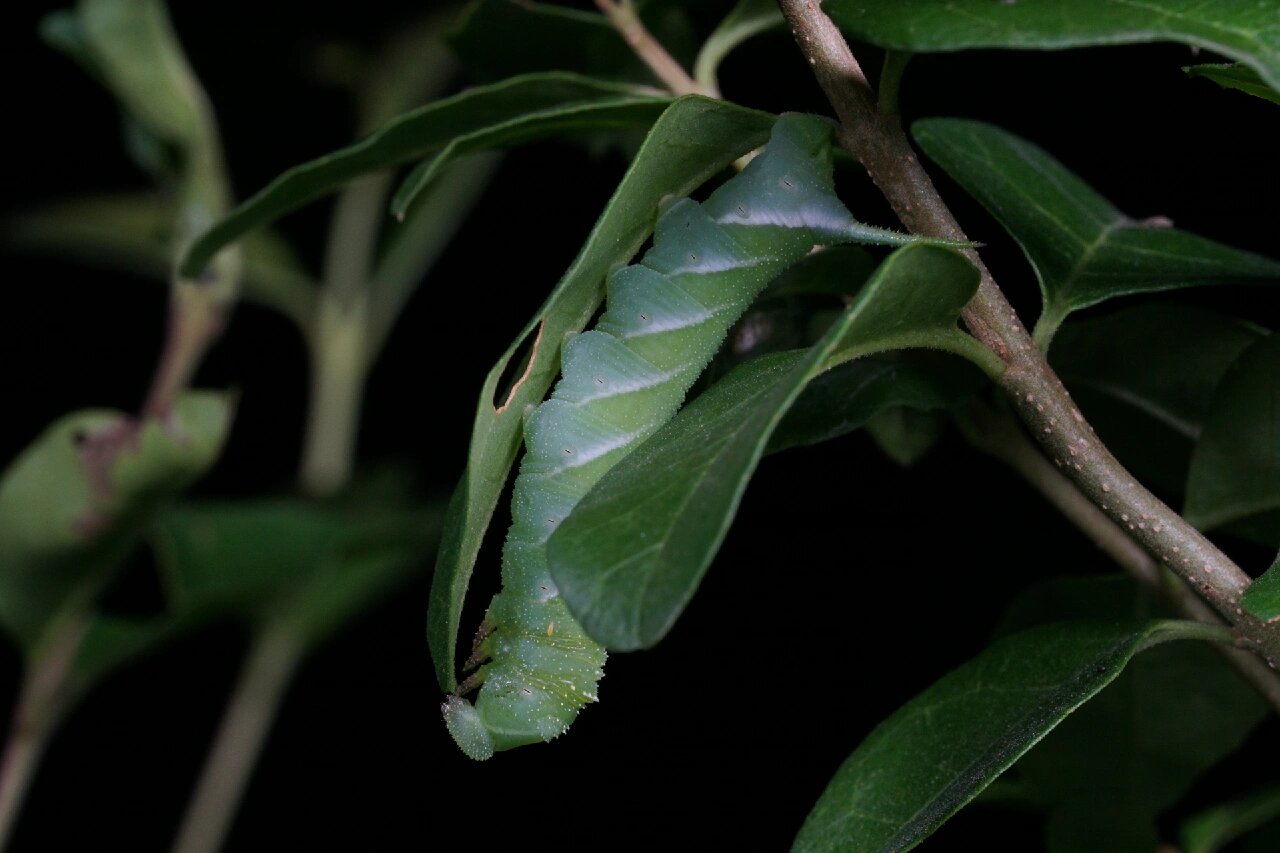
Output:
top-left (693, 0), bottom-right (784, 93)
top-left (179, 73), bottom-right (674, 279)
top-left (1182, 786), bottom-right (1280, 853)
top-left (1185, 333), bottom-right (1280, 544)
top-left (1050, 303), bottom-right (1265, 496)
top-left (54, 0), bottom-right (230, 243)
top-left (825, 0), bottom-right (1280, 90)
top-left (426, 96), bottom-right (774, 691)
top-left (4, 193), bottom-right (317, 329)
top-left (546, 244), bottom-right (982, 651)
top-left (0, 392), bottom-right (233, 649)
top-left (912, 119), bottom-right (1280, 346)
top-left (999, 576), bottom-right (1268, 853)
top-left (1186, 62), bottom-right (1280, 104)
top-left (769, 352), bottom-right (983, 454)
top-left (793, 619), bottom-right (1225, 853)
top-left (154, 499), bottom-right (440, 645)
top-left (69, 0), bottom-right (208, 149)
top-left (1242, 552), bottom-right (1280, 622)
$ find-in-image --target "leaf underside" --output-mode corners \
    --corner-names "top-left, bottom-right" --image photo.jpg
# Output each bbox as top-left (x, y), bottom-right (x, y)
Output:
top-left (825, 0), bottom-right (1280, 90)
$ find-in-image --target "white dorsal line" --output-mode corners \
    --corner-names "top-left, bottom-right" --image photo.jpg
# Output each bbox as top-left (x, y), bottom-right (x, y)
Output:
top-left (714, 209), bottom-right (849, 233)
top-left (609, 302), bottom-right (721, 335)
top-left (541, 427), bottom-right (644, 476)
top-left (655, 253), bottom-right (769, 276)
top-left (567, 365), bottom-right (680, 405)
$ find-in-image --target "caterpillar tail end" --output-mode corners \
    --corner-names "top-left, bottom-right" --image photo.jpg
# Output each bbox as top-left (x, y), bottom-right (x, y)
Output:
top-left (442, 695), bottom-right (496, 761)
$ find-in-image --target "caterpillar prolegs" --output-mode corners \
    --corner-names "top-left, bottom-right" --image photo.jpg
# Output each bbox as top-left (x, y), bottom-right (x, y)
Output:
top-left (444, 114), bottom-right (913, 760)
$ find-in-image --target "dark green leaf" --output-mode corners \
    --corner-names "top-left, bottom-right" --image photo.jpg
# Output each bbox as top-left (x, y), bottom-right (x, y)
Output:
top-left (154, 499), bottom-right (440, 645)
top-left (1242, 552), bottom-right (1280, 621)
top-left (1050, 303), bottom-right (1265, 496)
top-left (1053, 304), bottom-right (1264, 440)
top-left (999, 577), bottom-right (1268, 853)
top-left (424, 96), bottom-right (774, 690)
top-left (1185, 333), bottom-right (1280, 544)
top-left (179, 74), bottom-right (673, 278)
top-left (793, 619), bottom-right (1225, 852)
top-left (913, 119), bottom-right (1280, 346)
top-left (693, 0), bottom-right (784, 92)
top-left (768, 352), bottom-right (981, 453)
top-left (1186, 62), bottom-right (1280, 104)
top-left (0, 392), bottom-right (233, 649)
top-left (547, 245), bottom-right (982, 651)
top-left (826, 0), bottom-right (1280, 89)
top-left (1182, 785), bottom-right (1280, 853)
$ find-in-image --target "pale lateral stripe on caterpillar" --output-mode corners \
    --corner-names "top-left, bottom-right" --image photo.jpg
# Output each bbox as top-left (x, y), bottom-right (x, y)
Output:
top-left (443, 114), bottom-right (916, 760)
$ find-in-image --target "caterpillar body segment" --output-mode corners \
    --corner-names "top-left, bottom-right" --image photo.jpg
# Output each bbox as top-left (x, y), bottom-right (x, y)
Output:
top-left (444, 114), bottom-right (912, 760)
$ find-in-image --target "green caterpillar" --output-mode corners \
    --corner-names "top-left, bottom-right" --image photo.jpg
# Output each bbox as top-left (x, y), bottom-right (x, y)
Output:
top-left (443, 114), bottom-right (913, 760)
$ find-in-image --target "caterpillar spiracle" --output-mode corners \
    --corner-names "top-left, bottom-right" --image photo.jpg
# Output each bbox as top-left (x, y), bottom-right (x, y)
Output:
top-left (443, 114), bottom-right (914, 760)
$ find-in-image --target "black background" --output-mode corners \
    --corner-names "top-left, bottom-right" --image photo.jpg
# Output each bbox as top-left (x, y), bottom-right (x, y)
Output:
top-left (2, 0), bottom-right (1278, 850)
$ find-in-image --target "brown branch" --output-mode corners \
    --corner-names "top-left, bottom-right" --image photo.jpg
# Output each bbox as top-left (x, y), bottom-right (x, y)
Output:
top-left (958, 403), bottom-right (1280, 713)
top-left (775, 0), bottom-right (1279, 666)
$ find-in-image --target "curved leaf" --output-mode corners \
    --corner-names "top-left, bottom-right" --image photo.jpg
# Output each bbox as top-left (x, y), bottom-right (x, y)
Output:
top-left (0, 392), bottom-right (233, 649)
top-left (179, 73), bottom-right (673, 278)
top-left (913, 119), bottom-right (1280, 346)
top-left (426, 96), bottom-right (774, 691)
top-left (1185, 333), bottom-right (1280, 544)
top-left (546, 245), bottom-right (983, 651)
top-left (999, 577), bottom-right (1268, 853)
top-left (793, 619), bottom-right (1225, 853)
top-left (769, 352), bottom-right (983, 454)
top-left (1186, 62), bottom-right (1280, 105)
top-left (825, 0), bottom-right (1280, 89)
